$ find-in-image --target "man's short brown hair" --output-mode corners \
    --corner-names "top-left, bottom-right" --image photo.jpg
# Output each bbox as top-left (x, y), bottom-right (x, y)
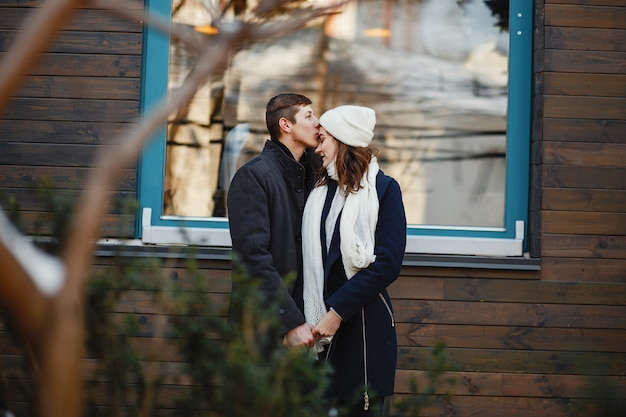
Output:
top-left (265, 93), bottom-right (312, 141)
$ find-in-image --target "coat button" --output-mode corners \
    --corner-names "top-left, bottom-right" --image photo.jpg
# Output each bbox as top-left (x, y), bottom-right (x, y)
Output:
top-left (295, 186), bottom-right (302, 193)
top-left (279, 308), bottom-right (286, 315)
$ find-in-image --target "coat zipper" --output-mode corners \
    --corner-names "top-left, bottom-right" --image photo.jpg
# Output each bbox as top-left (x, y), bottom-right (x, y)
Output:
top-left (361, 308), bottom-right (369, 411)
top-left (379, 293), bottom-right (395, 327)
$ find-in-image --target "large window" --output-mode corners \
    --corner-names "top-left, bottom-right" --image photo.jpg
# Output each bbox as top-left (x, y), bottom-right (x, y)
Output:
top-left (138, 0), bottom-right (532, 256)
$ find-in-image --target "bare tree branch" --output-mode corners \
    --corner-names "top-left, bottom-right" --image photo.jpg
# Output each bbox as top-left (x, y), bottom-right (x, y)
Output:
top-left (0, 2), bottom-right (351, 417)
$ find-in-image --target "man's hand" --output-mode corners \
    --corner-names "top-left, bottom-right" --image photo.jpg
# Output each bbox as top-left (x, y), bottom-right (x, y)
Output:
top-left (283, 323), bottom-right (315, 348)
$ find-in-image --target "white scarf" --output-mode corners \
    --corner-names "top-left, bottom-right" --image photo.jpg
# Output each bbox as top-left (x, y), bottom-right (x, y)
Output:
top-left (302, 157), bottom-right (380, 352)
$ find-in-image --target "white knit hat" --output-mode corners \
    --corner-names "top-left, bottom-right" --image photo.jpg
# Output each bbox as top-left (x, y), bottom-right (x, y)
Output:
top-left (319, 105), bottom-right (376, 148)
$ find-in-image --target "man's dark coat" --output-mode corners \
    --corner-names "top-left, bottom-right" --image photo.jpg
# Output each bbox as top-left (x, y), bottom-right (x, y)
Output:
top-left (227, 140), bottom-right (316, 335)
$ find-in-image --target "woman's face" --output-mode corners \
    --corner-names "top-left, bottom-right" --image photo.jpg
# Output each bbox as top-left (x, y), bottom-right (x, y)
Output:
top-left (315, 127), bottom-right (339, 169)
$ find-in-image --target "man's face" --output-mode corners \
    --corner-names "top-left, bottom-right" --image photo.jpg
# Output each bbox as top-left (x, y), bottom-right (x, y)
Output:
top-left (291, 105), bottom-right (319, 148)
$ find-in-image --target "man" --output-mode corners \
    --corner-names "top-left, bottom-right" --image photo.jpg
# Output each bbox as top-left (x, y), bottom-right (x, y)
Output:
top-left (227, 93), bottom-right (320, 348)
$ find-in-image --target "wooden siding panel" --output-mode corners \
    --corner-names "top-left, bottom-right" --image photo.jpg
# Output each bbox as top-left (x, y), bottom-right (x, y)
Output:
top-left (543, 188), bottom-right (626, 212)
top-left (397, 347), bottom-right (626, 375)
top-left (543, 141), bottom-right (626, 166)
top-left (0, 7), bottom-right (142, 32)
top-left (543, 165), bottom-right (626, 189)
top-left (545, 4), bottom-right (626, 29)
top-left (397, 324), bottom-right (626, 351)
top-left (0, 120), bottom-right (135, 145)
top-left (389, 276), bottom-right (444, 300)
top-left (541, 234), bottom-right (626, 259)
top-left (0, 188), bottom-right (135, 213)
top-left (0, 143), bottom-right (125, 168)
top-left (544, 49), bottom-right (626, 73)
top-left (545, 27), bottom-right (626, 51)
top-left (543, 96), bottom-right (626, 120)
top-left (392, 300), bottom-right (626, 328)
top-left (542, 211), bottom-right (626, 235)
top-left (543, 118), bottom-right (626, 143)
top-left (392, 276), bottom-right (625, 305)
top-left (543, 73), bottom-right (626, 97)
top-left (13, 212), bottom-right (135, 237)
top-left (16, 75), bottom-right (140, 100)
top-left (0, 30), bottom-right (143, 54)
top-left (20, 53), bottom-right (143, 77)
top-left (0, 0), bottom-right (142, 8)
top-left (443, 278), bottom-right (626, 305)
top-left (0, 166), bottom-right (136, 191)
top-left (398, 266), bottom-right (540, 280)
top-left (541, 257), bottom-right (626, 283)
top-left (547, 0), bottom-right (626, 6)
top-left (3, 97), bottom-right (139, 123)
top-left (395, 370), bottom-right (626, 397)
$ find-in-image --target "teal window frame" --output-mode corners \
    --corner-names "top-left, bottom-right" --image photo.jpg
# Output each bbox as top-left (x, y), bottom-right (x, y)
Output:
top-left (136, 0), bottom-right (533, 255)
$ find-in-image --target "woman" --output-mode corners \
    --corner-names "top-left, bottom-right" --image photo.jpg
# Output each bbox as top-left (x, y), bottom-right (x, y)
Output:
top-left (302, 105), bottom-right (407, 416)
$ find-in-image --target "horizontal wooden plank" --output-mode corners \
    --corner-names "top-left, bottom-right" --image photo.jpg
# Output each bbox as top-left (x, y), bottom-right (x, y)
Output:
top-left (0, 120), bottom-right (135, 145)
top-left (0, 142), bottom-right (115, 167)
top-left (544, 49), bottom-right (626, 74)
top-left (90, 265), bottom-right (232, 293)
top-left (0, 30), bottom-right (143, 54)
top-left (15, 75), bottom-right (140, 100)
top-left (542, 188), bottom-right (626, 212)
top-left (397, 346), bottom-right (626, 375)
top-left (0, 188), bottom-right (136, 213)
top-left (442, 278), bottom-right (626, 305)
top-left (14, 211), bottom-right (135, 238)
top-left (547, 0), bottom-right (626, 6)
top-left (543, 165), bottom-right (626, 189)
top-left (397, 323), bottom-right (626, 352)
top-left (542, 211), bottom-right (626, 235)
top-left (543, 141), bottom-right (626, 166)
top-left (389, 277), bottom-right (443, 300)
top-left (392, 277), bottom-right (626, 305)
top-left (398, 267), bottom-right (539, 280)
top-left (11, 52), bottom-right (143, 77)
top-left (391, 391), bottom-right (626, 417)
top-left (541, 234), bottom-right (626, 259)
top-left (393, 300), bottom-right (626, 329)
top-left (0, 166), bottom-right (137, 191)
top-left (545, 4), bottom-right (626, 29)
top-left (545, 26), bottom-right (626, 52)
top-left (0, 0), bottom-right (142, 9)
top-left (2, 97), bottom-right (139, 123)
top-left (0, 7), bottom-right (142, 32)
top-left (543, 118), bottom-right (626, 143)
top-left (543, 73), bottom-right (626, 97)
top-left (541, 257), bottom-right (626, 283)
top-left (395, 370), bottom-right (626, 398)
top-left (114, 290), bottom-right (229, 315)
top-left (544, 95), bottom-right (626, 120)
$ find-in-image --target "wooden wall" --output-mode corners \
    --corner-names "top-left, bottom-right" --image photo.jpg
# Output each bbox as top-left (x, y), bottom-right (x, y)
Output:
top-left (0, 0), bottom-right (142, 238)
top-left (0, 1), bottom-right (625, 417)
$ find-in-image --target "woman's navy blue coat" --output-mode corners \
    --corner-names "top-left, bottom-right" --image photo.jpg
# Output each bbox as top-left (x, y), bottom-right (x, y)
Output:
top-left (321, 170), bottom-right (406, 403)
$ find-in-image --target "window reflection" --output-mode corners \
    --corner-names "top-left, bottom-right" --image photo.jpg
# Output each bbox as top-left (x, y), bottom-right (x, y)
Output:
top-left (164, 0), bottom-right (509, 227)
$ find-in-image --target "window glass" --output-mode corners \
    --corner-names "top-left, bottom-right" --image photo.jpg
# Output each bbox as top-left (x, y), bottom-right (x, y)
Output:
top-left (164, 0), bottom-right (511, 227)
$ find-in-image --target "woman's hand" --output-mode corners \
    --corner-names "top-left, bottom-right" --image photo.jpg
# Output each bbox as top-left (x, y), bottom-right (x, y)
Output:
top-left (313, 309), bottom-right (342, 339)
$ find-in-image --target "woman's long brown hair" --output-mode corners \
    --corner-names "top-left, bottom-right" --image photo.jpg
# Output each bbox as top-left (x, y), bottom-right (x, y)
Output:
top-left (316, 141), bottom-right (376, 193)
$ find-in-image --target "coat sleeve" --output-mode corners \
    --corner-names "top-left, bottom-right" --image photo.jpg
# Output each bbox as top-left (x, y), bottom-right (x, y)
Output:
top-left (227, 162), bottom-right (305, 335)
top-left (326, 177), bottom-right (407, 322)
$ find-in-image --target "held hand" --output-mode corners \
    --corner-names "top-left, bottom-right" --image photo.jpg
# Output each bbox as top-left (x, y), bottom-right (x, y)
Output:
top-left (312, 310), bottom-right (342, 339)
top-left (283, 323), bottom-right (315, 348)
